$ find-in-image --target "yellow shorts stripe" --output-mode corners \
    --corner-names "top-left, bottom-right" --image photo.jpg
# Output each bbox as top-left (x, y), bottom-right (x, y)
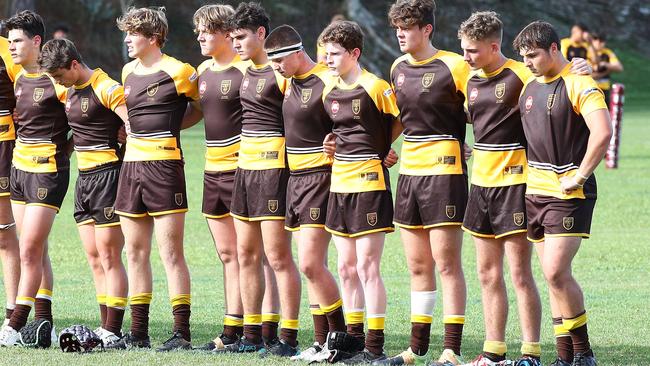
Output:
top-left (203, 212), bottom-right (231, 219)
top-left (95, 222), bottom-right (121, 228)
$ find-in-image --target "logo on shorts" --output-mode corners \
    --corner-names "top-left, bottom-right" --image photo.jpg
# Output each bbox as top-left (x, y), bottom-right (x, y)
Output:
top-left (367, 212), bottom-right (378, 226)
top-left (268, 200), bottom-right (279, 213)
top-left (256, 79), bottom-right (266, 94)
top-left (421, 72), bottom-right (435, 88)
top-left (147, 83), bottom-right (159, 97)
top-left (301, 88), bottom-right (312, 104)
top-left (0, 177), bottom-right (8, 190)
top-left (562, 216), bottom-right (574, 231)
top-left (396, 73), bottom-right (405, 87)
top-left (37, 187), bottom-right (48, 200)
top-left (352, 99), bottom-right (361, 115)
top-left (221, 80), bottom-right (231, 95)
top-left (445, 205), bottom-right (456, 219)
top-left (495, 82), bottom-right (506, 100)
top-left (104, 207), bottom-right (115, 220)
top-left (80, 97), bottom-right (89, 113)
top-left (175, 193), bottom-right (184, 206)
top-left (309, 208), bottom-right (320, 221)
top-left (547, 94), bottom-right (556, 109)
top-left (513, 212), bottom-right (525, 227)
top-left (33, 87), bottom-right (45, 102)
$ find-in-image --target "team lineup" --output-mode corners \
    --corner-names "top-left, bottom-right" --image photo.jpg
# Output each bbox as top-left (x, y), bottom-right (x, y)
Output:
top-left (0, 1), bottom-right (614, 366)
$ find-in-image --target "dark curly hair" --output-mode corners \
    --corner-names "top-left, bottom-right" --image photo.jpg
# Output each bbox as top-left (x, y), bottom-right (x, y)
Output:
top-left (38, 38), bottom-right (84, 73)
top-left (5, 10), bottom-right (45, 41)
top-left (457, 11), bottom-right (503, 42)
top-left (513, 21), bottom-right (561, 53)
top-left (388, 0), bottom-right (435, 38)
top-left (229, 2), bottom-right (270, 38)
top-left (319, 20), bottom-right (363, 54)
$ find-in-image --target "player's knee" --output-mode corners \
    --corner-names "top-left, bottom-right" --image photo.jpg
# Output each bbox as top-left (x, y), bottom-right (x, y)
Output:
top-left (407, 259), bottom-right (429, 278)
top-left (477, 263), bottom-right (502, 287)
top-left (543, 267), bottom-right (570, 289)
top-left (217, 247), bottom-right (237, 265)
top-left (510, 267), bottom-right (535, 291)
top-left (266, 251), bottom-right (294, 273)
top-left (238, 249), bottom-right (261, 268)
top-left (356, 258), bottom-right (380, 284)
top-left (437, 259), bottom-right (462, 279)
top-left (299, 259), bottom-right (323, 280)
top-left (126, 245), bottom-right (150, 264)
top-left (337, 261), bottom-right (358, 283)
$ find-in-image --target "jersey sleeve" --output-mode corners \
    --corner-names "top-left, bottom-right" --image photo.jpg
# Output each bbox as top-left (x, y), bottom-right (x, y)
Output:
top-left (370, 78), bottom-right (399, 118)
top-left (566, 75), bottom-right (608, 116)
top-left (173, 63), bottom-right (199, 101)
top-left (274, 71), bottom-right (289, 95)
top-left (95, 76), bottom-right (125, 111)
top-left (605, 49), bottom-right (620, 64)
top-left (197, 59), bottom-right (212, 76)
top-left (560, 38), bottom-right (571, 59)
top-left (53, 80), bottom-right (67, 104)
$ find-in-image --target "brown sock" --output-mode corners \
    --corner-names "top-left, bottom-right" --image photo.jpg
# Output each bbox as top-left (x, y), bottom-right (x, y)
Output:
top-left (553, 317), bottom-right (573, 362)
top-left (172, 304), bottom-right (191, 341)
top-left (311, 304), bottom-right (329, 345)
top-left (105, 307), bottom-right (125, 336)
top-left (130, 304), bottom-right (150, 339)
top-left (262, 321), bottom-right (278, 343)
top-left (443, 323), bottom-right (463, 356)
top-left (569, 323), bottom-right (592, 355)
top-left (99, 304), bottom-right (107, 328)
top-left (325, 306), bottom-right (346, 333)
top-left (223, 314), bottom-right (244, 339)
top-left (34, 298), bottom-right (53, 324)
top-left (8, 304), bottom-right (31, 330)
top-left (365, 329), bottom-right (384, 355)
top-left (5, 307), bottom-right (13, 320)
top-left (244, 324), bottom-right (262, 344)
top-left (280, 327), bottom-right (298, 347)
top-left (347, 323), bottom-right (365, 343)
top-left (410, 322), bottom-right (431, 356)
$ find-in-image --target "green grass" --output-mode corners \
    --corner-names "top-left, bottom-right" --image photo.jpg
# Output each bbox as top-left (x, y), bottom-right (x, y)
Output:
top-left (1, 54), bottom-right (649, 365)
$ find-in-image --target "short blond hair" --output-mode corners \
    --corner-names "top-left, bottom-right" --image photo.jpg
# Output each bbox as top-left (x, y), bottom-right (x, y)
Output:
top-left (458, 11), bottom-right (503, 42)
top-left (193, 4), bottom-right (235, 34)
top-left (117, 7), bottom-right (168, 48)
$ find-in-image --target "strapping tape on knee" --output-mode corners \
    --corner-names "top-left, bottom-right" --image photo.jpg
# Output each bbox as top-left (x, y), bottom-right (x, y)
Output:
top-left (0, 222), bottom-right (16, 230)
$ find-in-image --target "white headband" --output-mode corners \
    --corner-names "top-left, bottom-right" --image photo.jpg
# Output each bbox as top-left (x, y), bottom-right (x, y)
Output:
top-left (267, 42), bottom-right (303, 59)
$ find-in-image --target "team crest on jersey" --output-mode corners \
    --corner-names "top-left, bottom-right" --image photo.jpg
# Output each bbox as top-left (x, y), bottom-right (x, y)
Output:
top-left (513, 212), bottom-right (524, 226)
top-left (525, 96), bottom-right (533, 110)
top-left (562, 216), bottom-right (574, 230)
top-left (256, 79), bottom-right (266, 94)
top-left (352, 99), bottom-right (361, 115)
top-left (396, 73), bottom-right (405, 87)
top-left (37, 188), bottom-right (48, 200)
top-left (0, 177), bottom-right (8, 190)
top-left (495, 83), bottom-right (506, 99)
top-left (309, 208), bottom-right (320, 221)
top-left (104, 207), bottom-right (115, 220)
top-left (445, 205), bottom-right (456, 219)
top-left (547, 94), bottom-right (556, 109)
top-left (421, 72), bottom-right (435, 88)
top-left (33, 88), bottom-right (44, 102)
top-left (301, 89), bottom-right (313, 104)
top-left (268, 199), bottom-right (279, 213)
top-left (242, 78), bottom-right (249, 91)
top-left (469, 88), bottom-right (479, 102)
top-left (147, 83), bottom-right (159, 97)
top-left (124, 86), bottom-right (131, 98)
top-left (175, 193), bottom-right (183, 206)
top-left (220, 80), bottom-right (231, 95)
top-left (80, 97), bottom-right (89, 113)
top-left (331, 100), bottom-right (340, 114)
top-left (367, 212), bottom-right (378, 226)
top-left (199, 81), bottom-right (207, 95)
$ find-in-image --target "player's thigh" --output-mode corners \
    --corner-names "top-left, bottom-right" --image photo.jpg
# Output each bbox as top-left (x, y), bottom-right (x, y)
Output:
top-left (400, 227), bottom-right (434, 271)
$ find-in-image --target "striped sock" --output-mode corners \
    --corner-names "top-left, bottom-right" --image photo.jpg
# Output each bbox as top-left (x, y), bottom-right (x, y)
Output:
top-left (366, 314), bottom-right (385, 355)
top-left (106, 296), bottom-right (127, 335)
top-left (129, 293), bottom-right (152, 339)
top-left (321, 299), bottom-right (346, 333)
top-left (310, 304), bottom-right (328, 345)
top-left (97, 294), bottom-right (107, 328)
top-left (553, 317), bottom-right (574, 362)
top-left (223, 314), bottom-right (244, 339)
top-left (521, 341), bottom-right (541, 359)
top-left (410, 291), bottom-right (436, 356)
top-left (243, 314), bottom-right (262, 344)
top-left (443, 315), bottom-right (465, 356)
top-left (171, 294), bottom-right (191, 341)
top-left (280, 319), bottom-right (299, 347)
top-left (345, 309), bottom-right (365, 342)
top-left (563, 311), bottom-right (592, 356)
top-left (8, 297), bottom-right (34, 330)
top-left (262, 313), bottom-right (280, 343)
top-left (35, 289), bottom-right (53, 324)
top-left (483, 340), bottom-right (507, 362)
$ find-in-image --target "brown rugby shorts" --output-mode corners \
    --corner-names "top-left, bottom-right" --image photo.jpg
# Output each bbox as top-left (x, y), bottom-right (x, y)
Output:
top-left (230, 167), bottom-right (289, 221)
top-left (0, 140), bottom-right (14, 196)
top-left (285, 167), bottom-right (331, 230)
top-left (115, 160), bottom-right (188, 217)
top-left (525, 194), bottom-right (596, 242)
top-left (202, 170), bottom-right (236, 219)
top-left (74, 163), bottom-right (121, 227)
top-left (462, 184), bottom-right (528, 239)
top-left (10, 166), bottom-right (70, 211)
top-left (393, 174), bottom-right (468, 229)
top-left (325, 189), bottom-right (394, 237)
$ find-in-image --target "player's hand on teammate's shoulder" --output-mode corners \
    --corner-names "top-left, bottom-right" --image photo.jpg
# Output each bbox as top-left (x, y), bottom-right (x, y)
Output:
top-left (570, 57), bottom-right (592, 75)
top-left (383, 148), bottom-right (398, 168)
top-left (323, 133), bottom-right (336, 157)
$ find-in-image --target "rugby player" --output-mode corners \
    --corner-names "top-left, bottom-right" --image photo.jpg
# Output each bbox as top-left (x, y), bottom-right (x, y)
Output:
top-left (320, 20), bottom-right (402, 364)
top-left (379, 1), bottom-right (469, 364)
top-left (590, 32), bottom-right (623, 104)
top-left (38, 38), bottom-right (129, 346)
top-left (560, 23), bottom-right (597, 64)
top-left (184, 4), bottom-right (259, 352)
top-left (225, 2), bottom-right (302, 354)
top-left (0, 32), bottom-right (21, 329)
top-left (514, 21), bottom-right (611, 366)
top-left (0, 10), bottom-right (67, 346)
top-left (109, 6), bottom-right (198, 351)
top-left (263, 24), bottom-right (347, 360)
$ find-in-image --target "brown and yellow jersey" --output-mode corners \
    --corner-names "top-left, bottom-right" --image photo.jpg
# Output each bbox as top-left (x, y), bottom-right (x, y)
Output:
top-left (197, 55), bottom-right (249, 172)
top-left (238, 63), bottom-right (289, 170)
top-left (122, 54), bottom-right (198, 162)
top-left (466, 59), bottom-right (531, 187)
top-left (390, 50), bottom-right (469, 176)
top-left (283, 63), bottom-right (333, 171)
top-left (65, 68), bottom-right (125, 171)
top-left (0, 36), bottom-right (22, 142)
top-left (13, 71), bottom-right (68, 173)
top-left (560, 38), bottom-right (592, 62)
top-left (323, 69), bottom-right (399, 193)
top-left (594, 48), bottom-right (619, 91)
top-left (520, 63), bottom-right (607, 200)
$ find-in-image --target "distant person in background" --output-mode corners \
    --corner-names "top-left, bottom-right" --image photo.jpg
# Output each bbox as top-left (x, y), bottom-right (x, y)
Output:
top-left (590, 32), bottom-right (623, 104)
top-left (560, 23), bottom-right (597, 64)
top-left (317, 14), bottom-right (346, 64)
top-left (52, 24), bottom-right (69, 40)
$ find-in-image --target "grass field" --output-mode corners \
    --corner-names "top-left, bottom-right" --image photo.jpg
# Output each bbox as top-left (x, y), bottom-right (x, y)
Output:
top-left (1, 50), bottom-right (649, 365)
